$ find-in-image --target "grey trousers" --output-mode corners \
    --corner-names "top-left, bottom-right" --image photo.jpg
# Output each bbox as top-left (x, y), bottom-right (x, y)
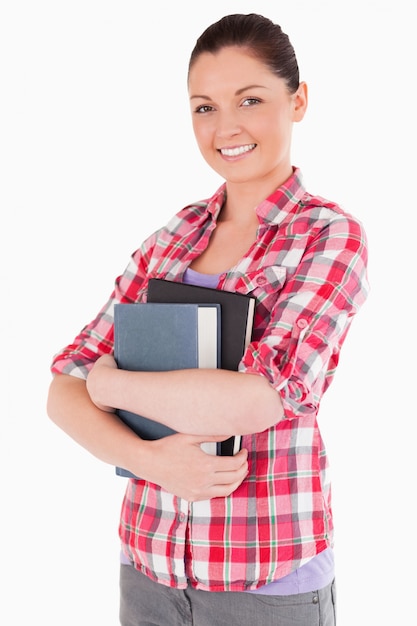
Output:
top-left (119, 564), bottom-right (336, 626)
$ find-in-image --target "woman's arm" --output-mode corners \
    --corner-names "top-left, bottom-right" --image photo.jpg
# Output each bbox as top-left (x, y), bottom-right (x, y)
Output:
top-left (86, 354), bottom-right (284, 436)
top-left (47, 373), bottom-right (249, 500)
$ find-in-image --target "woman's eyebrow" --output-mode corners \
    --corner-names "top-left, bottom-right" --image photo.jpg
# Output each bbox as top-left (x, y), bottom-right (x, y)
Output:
top-left (235, 84), bottom-right (266, 95)
top-left (190, 84), bottom-right (267, 101)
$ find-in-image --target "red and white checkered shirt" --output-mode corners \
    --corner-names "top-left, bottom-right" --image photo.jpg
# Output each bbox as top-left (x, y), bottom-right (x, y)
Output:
top-left (51, 168), bottom-right (369, 591)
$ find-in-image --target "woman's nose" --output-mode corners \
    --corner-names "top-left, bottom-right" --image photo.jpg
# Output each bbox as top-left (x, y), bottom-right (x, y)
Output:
top-left (215, 110), bottom-right (242, 139)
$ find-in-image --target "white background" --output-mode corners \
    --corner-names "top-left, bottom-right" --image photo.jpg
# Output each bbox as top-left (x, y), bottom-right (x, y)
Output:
top-left (1, 1), bottom-right (415, 624)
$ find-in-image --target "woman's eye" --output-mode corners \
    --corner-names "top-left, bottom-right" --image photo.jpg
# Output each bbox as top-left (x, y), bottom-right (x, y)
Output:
top-left (241, 98), bottom-right (261, 107)
top-left (195, 105), bottom-right (214, 114)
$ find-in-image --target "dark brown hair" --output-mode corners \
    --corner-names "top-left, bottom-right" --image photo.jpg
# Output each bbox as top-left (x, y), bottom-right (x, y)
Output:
top-left (188, 13), bottom-right (300, 94)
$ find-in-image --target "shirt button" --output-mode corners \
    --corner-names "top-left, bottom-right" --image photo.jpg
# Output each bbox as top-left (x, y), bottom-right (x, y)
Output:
top-left (312, 595), bottom-right (319, 604)
top-left (178, 513), bottom-right (186, 523)
top-left (256, 275), bottom-right (267, 286)
top-left (296, 318), bottom-right (308, 329)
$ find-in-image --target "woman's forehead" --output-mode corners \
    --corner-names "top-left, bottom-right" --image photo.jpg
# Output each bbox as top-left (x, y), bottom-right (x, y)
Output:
top-left (188, 47), bottom-right (277, 90)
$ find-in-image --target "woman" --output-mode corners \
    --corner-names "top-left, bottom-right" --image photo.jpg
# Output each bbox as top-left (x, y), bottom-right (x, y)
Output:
top-left (47, 13), bottom-right (368, 625)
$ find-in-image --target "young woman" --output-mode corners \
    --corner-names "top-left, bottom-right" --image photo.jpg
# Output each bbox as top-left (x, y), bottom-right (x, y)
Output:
top-left (47, 13), bottom-right (369, 625)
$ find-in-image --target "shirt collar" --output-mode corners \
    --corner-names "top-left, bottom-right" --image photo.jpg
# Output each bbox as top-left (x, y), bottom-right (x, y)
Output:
top-left (204, 167), bottom-right (306, 226)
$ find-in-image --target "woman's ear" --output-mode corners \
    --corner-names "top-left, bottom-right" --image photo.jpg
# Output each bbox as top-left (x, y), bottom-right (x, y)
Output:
top-left (293, 81), bottom-right (308, 122)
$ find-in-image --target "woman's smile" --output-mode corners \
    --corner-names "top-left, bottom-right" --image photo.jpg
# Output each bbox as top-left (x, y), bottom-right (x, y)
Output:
top-left (218, 143), bottom-right (257, 158)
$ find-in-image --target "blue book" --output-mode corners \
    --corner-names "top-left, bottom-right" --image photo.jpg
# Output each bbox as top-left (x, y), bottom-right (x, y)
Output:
top-left (114, 302), bottom-right (221, 478)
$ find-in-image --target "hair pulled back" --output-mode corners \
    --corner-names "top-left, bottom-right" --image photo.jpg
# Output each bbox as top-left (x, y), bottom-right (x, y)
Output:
top-left (188, 13), bottom-right (300, 94)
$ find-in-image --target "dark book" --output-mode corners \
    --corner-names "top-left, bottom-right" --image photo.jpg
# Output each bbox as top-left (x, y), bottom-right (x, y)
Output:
top-left (114, 302), bottom-right (221, 478)
top-left (147, 278), bottom-right (256, 456)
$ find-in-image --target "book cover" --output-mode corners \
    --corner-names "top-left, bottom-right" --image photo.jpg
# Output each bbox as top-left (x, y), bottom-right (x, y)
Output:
top-left (147, 278), bottom-right (256, 456)
top-left (114, 302), bottom-right (221, 478)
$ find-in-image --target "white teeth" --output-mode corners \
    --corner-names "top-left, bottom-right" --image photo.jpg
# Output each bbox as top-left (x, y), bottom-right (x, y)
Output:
top-left (220, 144), bottom-right (256, 157)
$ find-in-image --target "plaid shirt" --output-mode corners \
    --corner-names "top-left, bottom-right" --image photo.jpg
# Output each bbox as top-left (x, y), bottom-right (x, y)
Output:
top-left (51, 168), bottom-right (369, 591)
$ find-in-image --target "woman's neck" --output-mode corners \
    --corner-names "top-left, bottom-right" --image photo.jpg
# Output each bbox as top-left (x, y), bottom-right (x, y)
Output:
top-left (222, 166), bottom-right (293, 221)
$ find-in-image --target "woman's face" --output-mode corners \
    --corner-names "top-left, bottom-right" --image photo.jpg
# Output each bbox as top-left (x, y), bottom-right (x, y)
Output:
top-left (188, 46), bottom-right (307, 188)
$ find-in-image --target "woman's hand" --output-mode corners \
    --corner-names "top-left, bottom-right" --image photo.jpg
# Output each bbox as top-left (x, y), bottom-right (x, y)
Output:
top-left (139, 434), bottom-right (249, 501)
top-left (86, 354), bottom-right (118, 412)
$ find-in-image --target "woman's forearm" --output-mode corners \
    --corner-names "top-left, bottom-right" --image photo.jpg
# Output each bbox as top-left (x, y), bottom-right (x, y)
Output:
top-left (87, 359), bottom-right (283, 437)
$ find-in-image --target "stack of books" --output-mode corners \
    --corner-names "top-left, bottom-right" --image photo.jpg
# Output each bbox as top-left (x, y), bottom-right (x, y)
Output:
top-left (114, 278), bottom-right (256, 478)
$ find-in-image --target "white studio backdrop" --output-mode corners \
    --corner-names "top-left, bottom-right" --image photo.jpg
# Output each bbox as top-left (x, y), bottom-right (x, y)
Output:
top-left (1, 1), bottom-right (415, 624)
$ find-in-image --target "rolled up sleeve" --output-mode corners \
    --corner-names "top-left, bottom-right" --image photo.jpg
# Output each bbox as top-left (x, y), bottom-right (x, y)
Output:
top-left (239, 214), bottom-right (369, 420)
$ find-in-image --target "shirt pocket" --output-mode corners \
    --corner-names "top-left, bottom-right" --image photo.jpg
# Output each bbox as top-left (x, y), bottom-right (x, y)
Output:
top-left (236, 266), bottom-right (287, 336)
top-left (240, 265), bottom-right (287, 301)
